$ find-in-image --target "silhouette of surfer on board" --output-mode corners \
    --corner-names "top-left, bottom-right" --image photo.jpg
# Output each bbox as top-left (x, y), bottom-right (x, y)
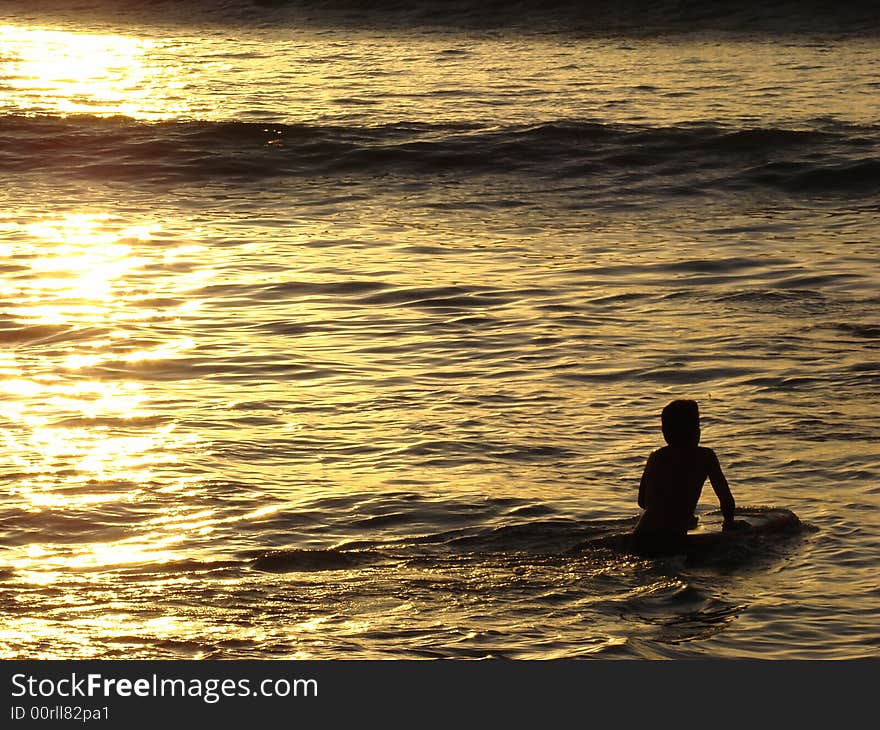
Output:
top-left (633, 399), bottom-right (746, 555)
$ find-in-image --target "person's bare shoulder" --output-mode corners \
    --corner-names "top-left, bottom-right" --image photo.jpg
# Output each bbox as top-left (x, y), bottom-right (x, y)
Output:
top-left (697, 446), bottom-right (720, 466)
top-left (644, 446), bottom-right (665, 466)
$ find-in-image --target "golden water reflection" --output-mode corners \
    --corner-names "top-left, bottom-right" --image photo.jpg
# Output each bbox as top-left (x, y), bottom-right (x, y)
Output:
top-left (0, 610), bottom-right (277, 659)
top-left (1, 211), bottom-right (211, 581)
top-left (0, 25), bottom-right (188, 119)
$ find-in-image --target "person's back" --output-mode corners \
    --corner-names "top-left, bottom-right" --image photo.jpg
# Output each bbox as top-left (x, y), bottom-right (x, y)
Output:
top-left (633, 400), bottom-right (735, 554)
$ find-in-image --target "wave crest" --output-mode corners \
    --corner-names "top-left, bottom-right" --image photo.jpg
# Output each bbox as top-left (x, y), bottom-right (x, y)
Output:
top-left (2, 115), bottom-right (877, 197)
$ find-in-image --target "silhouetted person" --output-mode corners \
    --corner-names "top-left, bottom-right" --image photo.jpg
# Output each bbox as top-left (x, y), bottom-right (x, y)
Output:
top-left (633, 399), bottom-right (740, 555)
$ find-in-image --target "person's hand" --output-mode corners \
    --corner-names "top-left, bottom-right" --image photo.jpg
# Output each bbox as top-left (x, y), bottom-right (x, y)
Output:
top-left (722, 518), bottom-right (749, 532)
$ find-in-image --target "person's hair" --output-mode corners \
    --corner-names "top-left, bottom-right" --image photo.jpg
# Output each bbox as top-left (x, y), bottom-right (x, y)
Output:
top-left (661, 399), bottom-right (700, 446)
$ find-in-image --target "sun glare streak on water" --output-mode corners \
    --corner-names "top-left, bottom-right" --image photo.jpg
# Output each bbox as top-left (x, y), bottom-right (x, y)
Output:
top-left (0, 25), bottom-right (190, 119)
top-left (0, 211), bottom-right (212, 593)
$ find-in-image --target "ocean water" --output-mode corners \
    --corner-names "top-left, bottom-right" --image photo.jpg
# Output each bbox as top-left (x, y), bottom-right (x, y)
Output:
top-left (0, 1), bottom-right (878, 659)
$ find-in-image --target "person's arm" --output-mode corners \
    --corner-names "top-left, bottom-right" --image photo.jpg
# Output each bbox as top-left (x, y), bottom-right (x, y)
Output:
top-left (638, 452), bottom-right (655, 510)
top-left (707, 449), bottom-right (735, 524)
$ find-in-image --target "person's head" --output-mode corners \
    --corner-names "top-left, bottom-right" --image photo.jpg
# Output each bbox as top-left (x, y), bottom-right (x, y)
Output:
top-left (661, 399), bottom-right (701, 447)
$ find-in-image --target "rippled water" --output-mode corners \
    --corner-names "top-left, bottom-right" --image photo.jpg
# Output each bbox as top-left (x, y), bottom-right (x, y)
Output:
top-left (0, 4), bottom-right (878, 659)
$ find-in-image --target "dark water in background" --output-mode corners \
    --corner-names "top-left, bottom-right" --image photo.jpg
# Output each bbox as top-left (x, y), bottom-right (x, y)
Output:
top-left (0, 1), bottom-right (878, 658)
top-left (15, 1), bottom-right (880, 34)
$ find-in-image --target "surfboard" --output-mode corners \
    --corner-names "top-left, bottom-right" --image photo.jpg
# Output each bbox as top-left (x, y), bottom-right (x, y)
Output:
top-left (573, 505), bottom-right (802, 557)
top-left (685, 506), bottom-right (801, 550)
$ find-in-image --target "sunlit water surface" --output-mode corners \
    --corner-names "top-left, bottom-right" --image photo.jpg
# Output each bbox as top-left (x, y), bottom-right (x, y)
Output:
top-left (0, 16), bottom-right (878, 658)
